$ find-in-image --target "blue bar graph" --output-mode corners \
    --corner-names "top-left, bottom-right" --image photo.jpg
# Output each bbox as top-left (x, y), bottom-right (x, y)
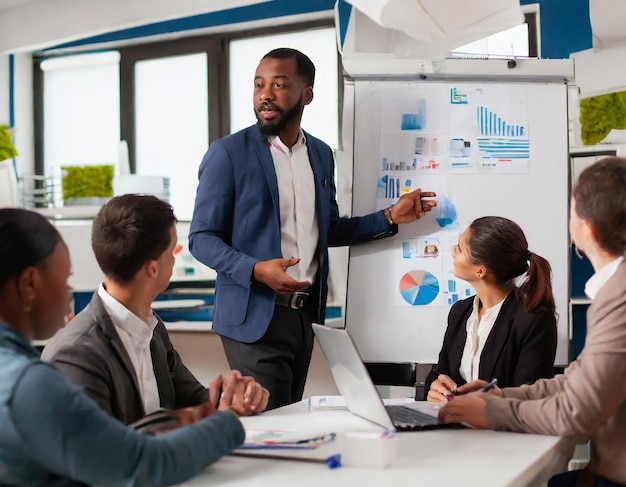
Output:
top-left (477, 106), bottom-right (525, 137)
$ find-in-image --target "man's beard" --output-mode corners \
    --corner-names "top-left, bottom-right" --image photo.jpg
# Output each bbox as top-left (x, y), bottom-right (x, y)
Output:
top-left (255, 99), bottom-right (303, 137)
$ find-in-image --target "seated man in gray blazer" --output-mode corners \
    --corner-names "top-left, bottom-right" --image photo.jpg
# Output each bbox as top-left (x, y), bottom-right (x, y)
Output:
top-left (43, 194), bottom-right (269, 425)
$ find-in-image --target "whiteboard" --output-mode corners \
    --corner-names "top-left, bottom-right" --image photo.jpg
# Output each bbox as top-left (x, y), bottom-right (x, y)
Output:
top-left (345, 77), bottom-right (570, 366)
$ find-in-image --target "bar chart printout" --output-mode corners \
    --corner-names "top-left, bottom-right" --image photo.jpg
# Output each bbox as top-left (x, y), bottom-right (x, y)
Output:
top-left (477, 106), bottom-right (525, 136)
top-left (476, 105), bottom-right (530, 161)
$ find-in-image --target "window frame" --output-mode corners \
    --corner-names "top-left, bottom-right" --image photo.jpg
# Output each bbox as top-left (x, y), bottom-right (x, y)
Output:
top-left (525, 12), bottom-right (539, 58)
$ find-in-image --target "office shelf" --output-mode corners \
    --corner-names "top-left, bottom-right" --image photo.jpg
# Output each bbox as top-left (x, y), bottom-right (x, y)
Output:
top-left (568, 145), bottom-right (623, 360)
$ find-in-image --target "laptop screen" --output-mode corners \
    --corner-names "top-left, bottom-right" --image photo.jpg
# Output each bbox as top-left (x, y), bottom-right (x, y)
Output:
top-left (312, 324), bottom-right (395, 430)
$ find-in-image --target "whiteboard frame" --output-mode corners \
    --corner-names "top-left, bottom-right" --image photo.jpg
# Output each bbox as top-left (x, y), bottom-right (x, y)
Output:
top-left (343, 61), bottom-right (572, 366)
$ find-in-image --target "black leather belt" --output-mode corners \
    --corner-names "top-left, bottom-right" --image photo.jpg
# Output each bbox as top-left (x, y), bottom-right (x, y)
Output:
top-left (275, 291), bottom-right (309, 309)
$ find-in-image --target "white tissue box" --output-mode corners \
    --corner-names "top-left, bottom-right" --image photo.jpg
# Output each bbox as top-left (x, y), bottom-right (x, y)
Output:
top-left (339, 431), bottom-right (397, 468)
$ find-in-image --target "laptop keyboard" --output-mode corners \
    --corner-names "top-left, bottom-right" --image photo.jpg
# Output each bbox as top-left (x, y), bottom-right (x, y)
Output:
top-left (386, 405), bottom-right (440, 427)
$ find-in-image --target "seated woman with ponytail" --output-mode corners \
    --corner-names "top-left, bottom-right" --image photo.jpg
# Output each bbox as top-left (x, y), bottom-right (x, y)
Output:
top-left (426, 216), bottom-right (557, 403)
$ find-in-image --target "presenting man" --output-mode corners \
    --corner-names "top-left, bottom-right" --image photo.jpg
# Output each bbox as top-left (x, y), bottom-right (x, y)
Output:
top-left (43, 194), bottom-right (268, 425)
top-left (189, 48), bottom-right (436, 410)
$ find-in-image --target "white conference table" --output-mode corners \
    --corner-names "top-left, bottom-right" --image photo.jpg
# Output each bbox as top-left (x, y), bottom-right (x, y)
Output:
top-left (177, 399), bottom-right (573, 487)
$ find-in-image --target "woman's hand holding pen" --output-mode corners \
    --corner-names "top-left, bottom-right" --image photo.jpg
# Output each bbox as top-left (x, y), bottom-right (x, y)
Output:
top-left (459, 379), bottom-right (503, 398)
top-left (428, 376), bottom-right (504, 404)
top-left (427, 374), bottom-right (458, 404)
top-left (437, 393), bottom-right (493, 429)
top-left (437, 378), bottom-right (502, 429)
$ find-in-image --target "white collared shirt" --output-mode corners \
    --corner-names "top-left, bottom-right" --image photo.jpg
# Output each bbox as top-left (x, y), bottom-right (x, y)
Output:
top-left (97, 283), bottom-right (161, 415)
top-left (585, 256), bottom-right (624, 300)
top-left (459, 295), bottom-right (506, 382)
top-left (268, 131), bottom-right (319, 283)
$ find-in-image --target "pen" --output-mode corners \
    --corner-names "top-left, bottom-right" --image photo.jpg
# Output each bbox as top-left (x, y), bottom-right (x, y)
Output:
top-left (445, 386), bottom-right (466, 400)
top-left (231, 451), bottom-right (341, 469)
top-left (481, 378), bottom-right (498, 392)
top-left (447, 378), bottom-right (498, 400)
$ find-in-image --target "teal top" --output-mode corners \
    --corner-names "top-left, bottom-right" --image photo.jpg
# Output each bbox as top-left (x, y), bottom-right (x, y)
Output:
top-left (0, 321), bottom-right (244, 486)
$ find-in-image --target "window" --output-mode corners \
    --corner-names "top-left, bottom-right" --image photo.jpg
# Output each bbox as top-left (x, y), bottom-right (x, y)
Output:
top-left (452, 23), bottom-right (530, 58)
top-left (40, 52), bottom-right (120, 189)
top-left (134, 53), bottom-right (208, 219)
top-left (451, 10), bottom-right (539, 58)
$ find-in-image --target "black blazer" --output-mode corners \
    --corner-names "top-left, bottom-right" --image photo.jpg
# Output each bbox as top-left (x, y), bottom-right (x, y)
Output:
top-left (42, 294), bottom-right (209, 425)
top-left (424, 292), bottom-right (557, 398)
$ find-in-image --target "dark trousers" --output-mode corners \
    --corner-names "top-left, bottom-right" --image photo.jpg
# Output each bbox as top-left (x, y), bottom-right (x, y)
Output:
top-left (549, 470), bottom-right (625, 487)
top-left (220, 305), bottom-right (315, 411)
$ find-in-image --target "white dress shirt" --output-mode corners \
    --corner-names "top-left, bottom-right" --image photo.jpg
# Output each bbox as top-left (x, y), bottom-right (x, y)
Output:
top-left (459, 295), bottom-right (506, 382)
top-left (585, 256), bottom-right (623, 300)
top-left (269, 131), bottom-right (319, 284)
top-left (97, 284), bottom-right (161, 415)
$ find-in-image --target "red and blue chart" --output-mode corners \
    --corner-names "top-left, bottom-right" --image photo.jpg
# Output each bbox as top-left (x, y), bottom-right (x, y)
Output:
top-left (399, 270), bottom-right (439, 306)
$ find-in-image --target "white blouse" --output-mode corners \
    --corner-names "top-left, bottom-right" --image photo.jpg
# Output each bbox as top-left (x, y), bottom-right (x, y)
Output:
top-left (459, 295), bottom-right (506, 382)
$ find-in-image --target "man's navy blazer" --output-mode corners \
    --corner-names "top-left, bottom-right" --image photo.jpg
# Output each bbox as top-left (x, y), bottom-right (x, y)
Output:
top-left (189, 123), bottom-right (394, 343)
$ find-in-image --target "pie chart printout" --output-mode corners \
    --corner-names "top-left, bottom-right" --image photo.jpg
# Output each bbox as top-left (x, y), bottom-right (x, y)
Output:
top-left (399, 270), bottom-right (440, 306)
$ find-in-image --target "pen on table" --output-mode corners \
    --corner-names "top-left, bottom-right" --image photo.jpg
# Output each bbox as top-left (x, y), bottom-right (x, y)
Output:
top-left (230, 451), bottom-right (341, 469)
top-left (481, 378), bottom-right (499, 393)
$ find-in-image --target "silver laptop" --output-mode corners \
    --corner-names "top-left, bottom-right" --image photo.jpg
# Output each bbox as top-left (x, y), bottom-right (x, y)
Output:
top-left (312, 324), bottom-right (459, 432)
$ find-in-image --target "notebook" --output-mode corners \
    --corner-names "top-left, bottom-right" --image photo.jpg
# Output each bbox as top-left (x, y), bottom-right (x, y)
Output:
top-left (312, 323), bottom-right (459, 432)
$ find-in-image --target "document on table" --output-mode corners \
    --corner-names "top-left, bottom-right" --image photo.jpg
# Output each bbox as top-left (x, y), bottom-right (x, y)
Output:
top-left (308, 396), bottom-right (347, 410)
top-left (238, 430), bottom-right (336, 450)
